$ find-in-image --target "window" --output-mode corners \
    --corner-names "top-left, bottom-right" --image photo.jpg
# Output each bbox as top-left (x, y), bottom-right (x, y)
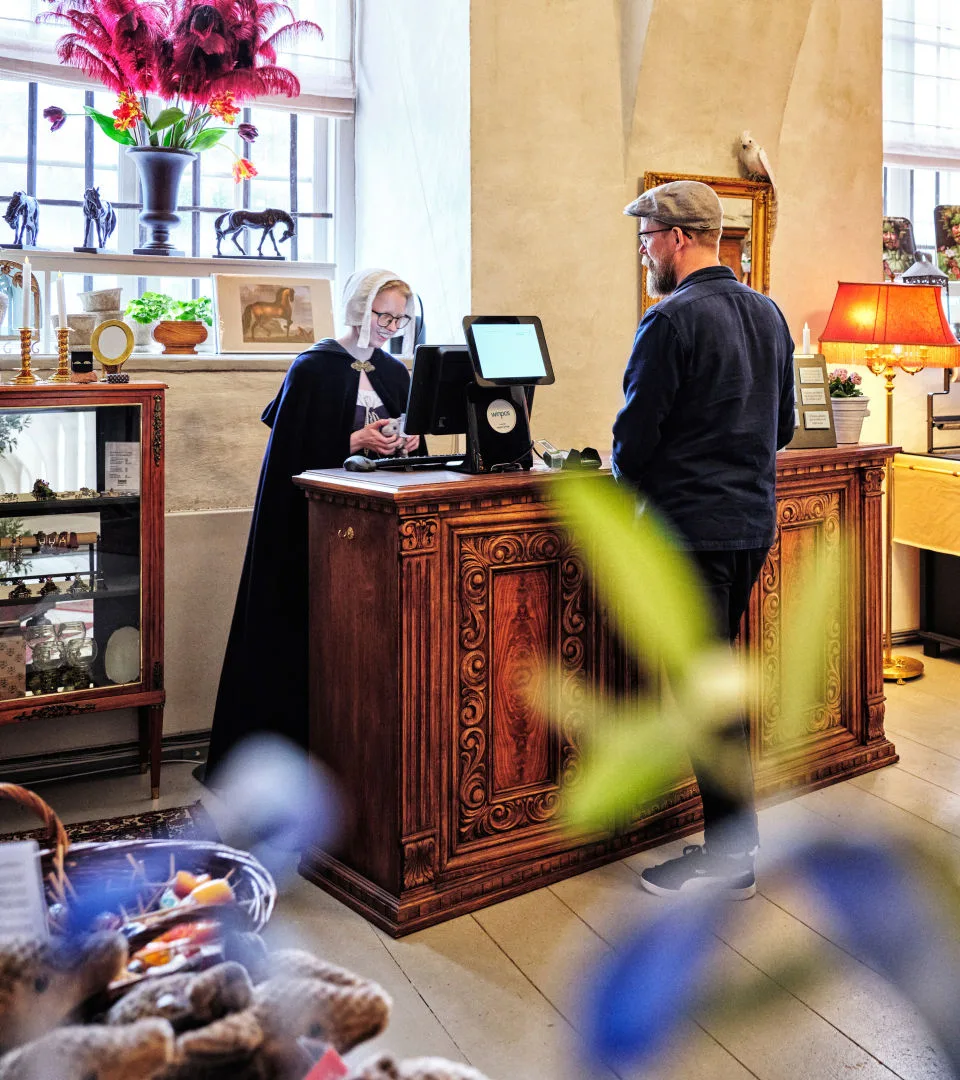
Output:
top-left (0, 2), bottom-right (355, 345)
top-left (883, 0), bottom-right (960, 319)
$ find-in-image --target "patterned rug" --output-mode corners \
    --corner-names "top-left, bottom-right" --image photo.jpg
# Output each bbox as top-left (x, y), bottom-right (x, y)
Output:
top-left (0, 800), bottom-right (219, 846)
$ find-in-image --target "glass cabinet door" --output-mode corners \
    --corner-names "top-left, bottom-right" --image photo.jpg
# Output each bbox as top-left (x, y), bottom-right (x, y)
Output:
top-left (0, 405), bottom-right (142, 699)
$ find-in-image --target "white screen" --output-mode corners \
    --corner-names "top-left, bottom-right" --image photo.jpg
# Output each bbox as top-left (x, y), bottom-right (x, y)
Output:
top-left (470, 323), bottom-right (547, 381)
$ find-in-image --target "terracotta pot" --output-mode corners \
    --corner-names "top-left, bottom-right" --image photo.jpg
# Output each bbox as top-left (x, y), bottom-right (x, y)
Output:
top-left (152, 320), bottom-right (208, 355)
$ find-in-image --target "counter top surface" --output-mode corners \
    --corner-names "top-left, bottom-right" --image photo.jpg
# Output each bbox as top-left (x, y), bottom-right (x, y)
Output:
top-left (294, 444), bottom-right (898, 503)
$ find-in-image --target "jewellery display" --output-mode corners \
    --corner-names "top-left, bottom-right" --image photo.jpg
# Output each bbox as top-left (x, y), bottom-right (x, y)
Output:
top-left (38, 577), bottom-right (60, 597)
top-left (9, 581), bottom-right (32, 600)
top-left (31, 479), bottom-right (56, 501)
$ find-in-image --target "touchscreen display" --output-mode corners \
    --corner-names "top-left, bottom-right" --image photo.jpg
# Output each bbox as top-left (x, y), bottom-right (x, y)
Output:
top-left (469, 323), bottom-right (548, 382)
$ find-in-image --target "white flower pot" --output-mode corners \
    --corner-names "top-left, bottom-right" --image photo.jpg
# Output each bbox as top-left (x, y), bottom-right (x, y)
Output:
top-left (831, 396), bottom-right (870, 444)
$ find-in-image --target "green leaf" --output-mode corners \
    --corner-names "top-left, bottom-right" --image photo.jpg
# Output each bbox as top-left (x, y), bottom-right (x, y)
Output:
top-left (187, 128), bottom-right (227, 151)
top-left (551, 478), bottom-right (714, 680)
top-left (149, 107), bottom-right (186, 132)
top-left (82, 106), bottom-right (136, 146)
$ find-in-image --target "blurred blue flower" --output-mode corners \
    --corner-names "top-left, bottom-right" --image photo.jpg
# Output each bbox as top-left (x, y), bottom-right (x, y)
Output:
top-left (583, 892), bottom-right (723, 1068)
top-left (210, 734), bottom-right (344, 887)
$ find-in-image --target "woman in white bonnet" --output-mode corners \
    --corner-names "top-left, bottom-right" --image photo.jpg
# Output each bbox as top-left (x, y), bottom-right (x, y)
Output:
top-left (204, 269), bottom-right (424, 781)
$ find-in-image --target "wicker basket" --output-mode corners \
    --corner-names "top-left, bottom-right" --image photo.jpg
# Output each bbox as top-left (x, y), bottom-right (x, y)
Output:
top-left (0, 783), bottom-right (276, 937)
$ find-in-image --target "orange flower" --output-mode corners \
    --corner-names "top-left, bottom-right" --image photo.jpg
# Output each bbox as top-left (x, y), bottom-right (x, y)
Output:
top-left (232, 157), bottom-right (257, 182)
top-left (112, 90), bottom-right (143, 131)
top-left (209, 92), bottom-right (240, 125)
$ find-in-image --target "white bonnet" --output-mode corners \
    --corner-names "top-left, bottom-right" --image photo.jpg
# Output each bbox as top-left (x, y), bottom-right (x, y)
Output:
top-left (341, 268), bottom-right (416, 354)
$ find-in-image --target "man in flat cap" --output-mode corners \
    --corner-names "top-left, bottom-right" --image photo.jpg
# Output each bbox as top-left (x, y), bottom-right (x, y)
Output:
top-left (613, 179), bottom-right (795, 899)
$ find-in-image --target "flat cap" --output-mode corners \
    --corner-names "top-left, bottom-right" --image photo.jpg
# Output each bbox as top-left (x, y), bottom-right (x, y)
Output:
top-left (624, 180), bottom-right (722, 231)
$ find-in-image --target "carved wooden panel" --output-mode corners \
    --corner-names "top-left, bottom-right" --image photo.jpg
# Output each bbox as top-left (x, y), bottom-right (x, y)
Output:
top-left (455, 527), bottom-right (587, 852)
top-left (756, 490), bottom-right (844, 754)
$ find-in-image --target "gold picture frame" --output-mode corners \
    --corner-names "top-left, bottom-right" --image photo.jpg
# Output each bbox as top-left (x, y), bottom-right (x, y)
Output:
top-left (637, 171), bottom-right (774, 316)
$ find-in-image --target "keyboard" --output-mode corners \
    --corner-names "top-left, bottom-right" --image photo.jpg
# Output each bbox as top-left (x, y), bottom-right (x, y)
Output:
top-left (370, 454), bottom-right (466, 471)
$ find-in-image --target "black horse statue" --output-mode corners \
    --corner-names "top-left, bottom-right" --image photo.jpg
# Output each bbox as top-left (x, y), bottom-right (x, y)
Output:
top-left (4, 191), bottom-right (39, 247)
top-left (213, 208), bottom-right (295, 258)
top-left (80, 187), bottom-right (117, 250)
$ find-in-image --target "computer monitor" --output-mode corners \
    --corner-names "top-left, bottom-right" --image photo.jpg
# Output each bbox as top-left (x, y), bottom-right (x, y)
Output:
top-left (405, 345), bottom-right (535, 437)
top-left (462, 315), bottom-right (555, 387)
top-left (404, 345), bottom-right (473, 437)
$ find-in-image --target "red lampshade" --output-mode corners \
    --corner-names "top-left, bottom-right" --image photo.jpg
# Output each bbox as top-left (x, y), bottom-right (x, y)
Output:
top-left (819, 282), bottom-right (960, 367)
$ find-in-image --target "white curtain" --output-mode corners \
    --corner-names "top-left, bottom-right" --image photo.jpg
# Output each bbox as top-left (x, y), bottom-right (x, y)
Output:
top-left (0, 0), bottom-right (355, 117)
top-left (884, 0), bottom-right (960, 166)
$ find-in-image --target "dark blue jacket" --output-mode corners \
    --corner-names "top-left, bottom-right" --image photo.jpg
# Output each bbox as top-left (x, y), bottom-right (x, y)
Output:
top-left (611, 265), bottom-right (795, 550)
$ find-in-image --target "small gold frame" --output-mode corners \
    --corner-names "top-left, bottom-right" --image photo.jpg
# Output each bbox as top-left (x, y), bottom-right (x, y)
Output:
top-left (91, 319), bottom-right (134, 382)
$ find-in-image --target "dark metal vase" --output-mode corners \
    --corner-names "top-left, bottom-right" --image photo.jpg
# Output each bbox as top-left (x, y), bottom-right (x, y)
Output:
top-left (128, 147), bottom-right (196, 257)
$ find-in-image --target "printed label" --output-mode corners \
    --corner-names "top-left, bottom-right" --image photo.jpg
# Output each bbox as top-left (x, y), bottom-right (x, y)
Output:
top-left (486, 399), bottom-right (517, 434)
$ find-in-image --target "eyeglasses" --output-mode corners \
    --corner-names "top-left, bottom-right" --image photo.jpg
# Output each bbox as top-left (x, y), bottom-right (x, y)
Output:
top-left (634, 225), bottom-right (691, 248)
top-left (372, 310), bottom-right (411, 330)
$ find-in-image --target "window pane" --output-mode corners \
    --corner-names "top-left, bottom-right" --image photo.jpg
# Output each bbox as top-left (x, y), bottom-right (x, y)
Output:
top-left (0, 79), bottom-right (28, 198)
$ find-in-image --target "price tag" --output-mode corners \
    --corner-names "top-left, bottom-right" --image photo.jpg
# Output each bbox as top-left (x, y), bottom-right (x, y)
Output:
top-left (105, 442), bottom-right (141, 494)
top-left (304, 1048), bottom-right (349, 1080)
top-left (0, 841), bottom-right (49, 940)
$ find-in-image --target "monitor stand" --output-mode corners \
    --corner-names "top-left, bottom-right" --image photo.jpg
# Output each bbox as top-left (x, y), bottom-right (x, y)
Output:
top-left (463, 384), bottom-right (533, 474)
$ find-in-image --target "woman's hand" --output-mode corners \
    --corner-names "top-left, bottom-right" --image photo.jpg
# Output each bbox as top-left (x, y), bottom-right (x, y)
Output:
top-left (402, 434), bottom-right (420, 453)
top-left (350, 417), bottom-right (402, 457)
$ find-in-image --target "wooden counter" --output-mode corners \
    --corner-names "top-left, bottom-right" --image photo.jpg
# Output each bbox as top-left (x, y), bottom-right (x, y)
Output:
top-left (295, 445), bottom-right (896, 935)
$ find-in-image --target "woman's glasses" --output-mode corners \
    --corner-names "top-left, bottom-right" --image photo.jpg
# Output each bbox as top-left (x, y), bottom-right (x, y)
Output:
top-left (372, 310), bottom-right (411, 330)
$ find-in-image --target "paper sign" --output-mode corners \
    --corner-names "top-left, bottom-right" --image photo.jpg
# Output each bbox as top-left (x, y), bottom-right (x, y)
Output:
top-left (0, 841), bottom-right (49, 939)
top-left (800, 387), bottom-right (827, 406)
top-left (105, 442), bottom-right (141, 494)
top-left (798, 366), bottom-right (824, 384)
top-left (804, 410), bottom-right (831, 430)
top-left (304, 1048), bottom-right (349, 1080)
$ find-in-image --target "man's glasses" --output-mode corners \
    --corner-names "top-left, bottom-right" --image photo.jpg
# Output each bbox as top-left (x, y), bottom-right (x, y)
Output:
top-left (372, 310), bottom-right (412, 330)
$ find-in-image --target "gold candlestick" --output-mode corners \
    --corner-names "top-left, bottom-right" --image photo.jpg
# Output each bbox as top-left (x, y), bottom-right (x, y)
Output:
top-left (13, 328), bottom-right (38, 386)
top-left (49, 326), bottom-right (71, 383)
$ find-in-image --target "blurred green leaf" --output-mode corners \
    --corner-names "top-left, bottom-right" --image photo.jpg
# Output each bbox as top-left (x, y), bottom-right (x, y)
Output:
top-left (149, 107), bottom-right (186, 132)
top-left (551, 478), bottom-right (713, 679)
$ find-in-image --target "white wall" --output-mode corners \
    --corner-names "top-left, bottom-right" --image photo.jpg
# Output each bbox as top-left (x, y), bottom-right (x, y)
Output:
top-left (354, 0), bottom-right (471, 345)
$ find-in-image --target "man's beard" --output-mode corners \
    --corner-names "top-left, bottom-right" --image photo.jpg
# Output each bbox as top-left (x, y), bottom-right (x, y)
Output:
top-left (644, 254), bottom-right (678, 297)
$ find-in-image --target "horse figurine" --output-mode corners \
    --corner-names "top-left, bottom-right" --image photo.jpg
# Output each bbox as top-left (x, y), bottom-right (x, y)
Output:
top-left (4, 191), bottom-right (39, 247)
top-left (213, 208), bottom-right (295, 258)
top-left (242, 286), bottom-right (296, 340)
top-left (80, 187), bottom-right (117, 250)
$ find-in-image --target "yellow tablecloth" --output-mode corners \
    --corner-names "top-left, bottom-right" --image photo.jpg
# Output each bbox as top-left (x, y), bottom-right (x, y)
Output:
top-left (893, 452), bottom-right (960, 556)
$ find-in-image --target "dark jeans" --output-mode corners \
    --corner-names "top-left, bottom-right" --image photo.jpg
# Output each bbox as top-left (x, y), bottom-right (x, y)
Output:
top-left (688, 547), bottom-right (769, 856)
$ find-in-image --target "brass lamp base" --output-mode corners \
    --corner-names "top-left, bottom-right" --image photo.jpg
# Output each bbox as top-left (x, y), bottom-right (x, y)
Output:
top-left (883, 654), bottom-right (924, 684)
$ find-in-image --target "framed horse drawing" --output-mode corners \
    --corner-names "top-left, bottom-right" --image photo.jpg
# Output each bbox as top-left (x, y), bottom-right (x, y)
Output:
top-left (212, 274), bottom-right (334, 354)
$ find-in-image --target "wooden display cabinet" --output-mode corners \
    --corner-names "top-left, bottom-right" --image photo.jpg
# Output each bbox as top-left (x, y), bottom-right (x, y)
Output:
top-left (296, 445), bottom-right (896, 935)
top-left (0, 382), bottom-right (166, 796)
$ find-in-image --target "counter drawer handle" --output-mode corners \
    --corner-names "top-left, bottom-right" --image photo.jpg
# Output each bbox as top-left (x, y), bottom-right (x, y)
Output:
top-left (337, 526), bottom-right (355, 540)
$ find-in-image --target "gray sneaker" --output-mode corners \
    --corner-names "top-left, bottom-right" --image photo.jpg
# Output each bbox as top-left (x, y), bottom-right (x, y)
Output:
top-left (639, 844), bottom-right (756, 899)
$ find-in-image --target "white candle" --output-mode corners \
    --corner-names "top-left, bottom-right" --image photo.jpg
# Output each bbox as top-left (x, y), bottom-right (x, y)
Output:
top-left (21, 256), bottom-right (31, 329)
top-left (802, 322), bottom-right (811, 354)
top-left (56, 272), bottom-right (67, 330)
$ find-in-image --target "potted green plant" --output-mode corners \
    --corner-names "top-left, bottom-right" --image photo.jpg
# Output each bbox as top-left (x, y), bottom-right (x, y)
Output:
top-left (153, 297), bottom-right (214, 355)
top-left (124, 292), bottom-right (173, 351)
top-left (828, 368), bottom-right (870, 444)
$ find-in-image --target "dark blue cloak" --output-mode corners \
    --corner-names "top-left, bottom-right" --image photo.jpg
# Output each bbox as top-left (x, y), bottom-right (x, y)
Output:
top-left (205, 339), bottom-right (419, 779)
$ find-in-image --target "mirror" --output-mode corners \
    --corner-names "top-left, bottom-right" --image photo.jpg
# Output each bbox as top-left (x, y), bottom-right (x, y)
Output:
top-left (637, 172), bottom-right (773, 315)
top-left (0, 260), bottom-right (41, 345)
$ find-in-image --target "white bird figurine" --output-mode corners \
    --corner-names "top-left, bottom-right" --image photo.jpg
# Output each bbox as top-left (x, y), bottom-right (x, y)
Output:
top-left (737, 130), bottom-right (776, 189)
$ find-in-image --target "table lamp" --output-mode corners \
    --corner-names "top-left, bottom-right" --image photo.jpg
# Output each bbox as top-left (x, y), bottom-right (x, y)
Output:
top-left (820, 281), bottom-right (960, 682)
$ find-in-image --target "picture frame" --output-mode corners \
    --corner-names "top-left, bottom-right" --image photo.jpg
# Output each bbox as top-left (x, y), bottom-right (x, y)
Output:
top-left (934, 205), bottom-right (960, 281)
top-left (212, 274), bottom-right (334, 354)
top-left (882, 216), bottom-right (916, 281)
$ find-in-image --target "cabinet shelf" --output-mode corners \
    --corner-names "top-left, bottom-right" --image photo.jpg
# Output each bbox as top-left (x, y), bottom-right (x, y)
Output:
top-left (0, 496), bottom-right (140, 518)
top-left (0, 578), bottom-right (140, 610)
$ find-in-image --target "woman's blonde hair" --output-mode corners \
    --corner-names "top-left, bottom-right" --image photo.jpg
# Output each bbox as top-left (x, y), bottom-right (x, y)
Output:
top-left (376, 278), bottom-right (412, 300)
